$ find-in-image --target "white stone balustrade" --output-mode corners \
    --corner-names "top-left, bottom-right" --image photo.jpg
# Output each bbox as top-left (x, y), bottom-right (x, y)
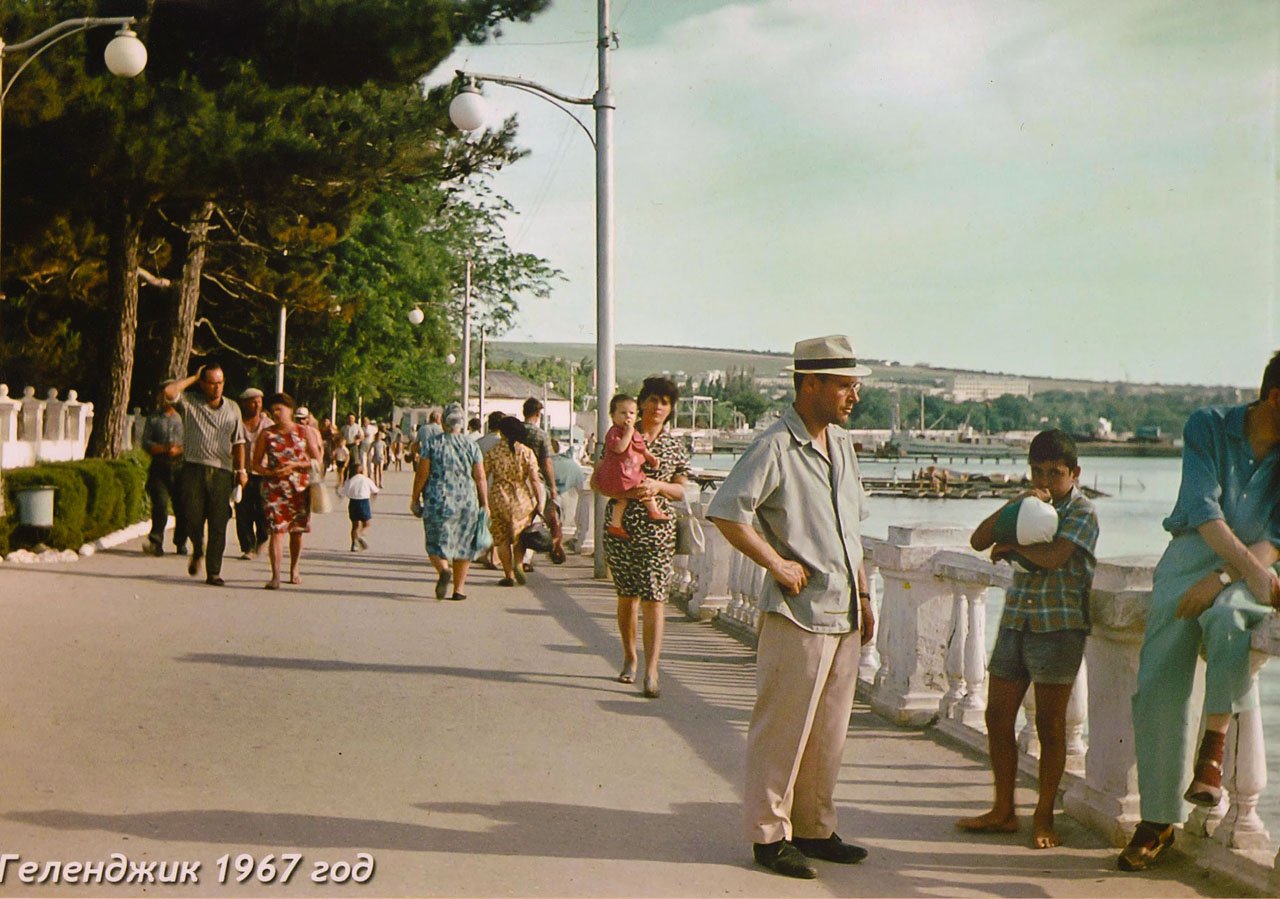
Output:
top-left (0, 384), bottom-right (96, 470)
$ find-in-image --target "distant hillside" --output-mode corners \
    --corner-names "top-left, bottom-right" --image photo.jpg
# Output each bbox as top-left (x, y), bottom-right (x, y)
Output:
top-left (489, 342), bottom-right (1244, 397)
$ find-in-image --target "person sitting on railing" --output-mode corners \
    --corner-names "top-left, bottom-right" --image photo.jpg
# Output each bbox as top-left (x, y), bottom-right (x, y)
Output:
top-left (707, 334), bottom-right (874, 881)
top-left (956, 429), bottom-right (1098, 850)
top-left (1119, 350), bottom-right (1280, 873)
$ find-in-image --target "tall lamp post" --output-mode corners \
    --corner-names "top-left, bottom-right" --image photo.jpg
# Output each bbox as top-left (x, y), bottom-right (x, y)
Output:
top-left (448, 0), bottom-right (616, 576)
top-left (0, 17), bottom-right (147, 298)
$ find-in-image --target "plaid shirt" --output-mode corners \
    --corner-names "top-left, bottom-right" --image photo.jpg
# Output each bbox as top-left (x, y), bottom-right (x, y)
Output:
top-left (1000, 485), bottom-right (1099, 633)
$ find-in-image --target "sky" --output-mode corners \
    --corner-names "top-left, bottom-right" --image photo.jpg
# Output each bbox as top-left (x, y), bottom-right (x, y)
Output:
top-left (429, 1), bottom-right (1279, 387)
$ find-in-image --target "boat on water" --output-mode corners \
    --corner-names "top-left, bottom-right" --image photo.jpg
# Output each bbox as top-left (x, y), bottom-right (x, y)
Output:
top-left (879, 427), bottom-right (1021, 459)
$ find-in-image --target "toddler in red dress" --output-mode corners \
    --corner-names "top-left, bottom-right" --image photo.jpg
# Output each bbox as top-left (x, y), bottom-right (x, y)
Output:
top-left (595, 394), bottom-right (669, 539)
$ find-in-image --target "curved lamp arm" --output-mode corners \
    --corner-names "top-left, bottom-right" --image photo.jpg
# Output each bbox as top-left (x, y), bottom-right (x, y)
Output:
top-left (455, 69), bottom-right (596, 149)
top-left (2, 16), bottom-right (137, 101)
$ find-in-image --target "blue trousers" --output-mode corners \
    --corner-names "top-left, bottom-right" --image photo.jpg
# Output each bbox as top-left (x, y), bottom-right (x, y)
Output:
top-left (1131, 568), bottom-right (1276, 825)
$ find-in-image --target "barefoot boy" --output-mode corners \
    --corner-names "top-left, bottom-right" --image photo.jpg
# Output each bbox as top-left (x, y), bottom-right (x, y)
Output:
top-left (956, 429), bottom-right (1098, 849)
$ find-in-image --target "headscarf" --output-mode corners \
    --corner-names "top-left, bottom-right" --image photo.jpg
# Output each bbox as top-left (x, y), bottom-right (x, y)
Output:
top-left (442, 402), bottom-right (466, 433)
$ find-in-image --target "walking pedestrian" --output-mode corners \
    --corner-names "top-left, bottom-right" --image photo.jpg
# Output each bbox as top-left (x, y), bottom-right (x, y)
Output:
top-left (410, 403), bottom-right (489, 600)
top-left (162, 362), bottom-right (249, 587)
top-left (1118, 351), bottom-right (1280, 872)
top-left (484, 416), bottom-right (542, 588)
top-left (520, 397), bottom-right (563, 568)
top-left (235, 387), bottom-right (271, 559)
top-left (707, 335), bottom-right (874, 879)
top-left (141, 390), bottom-right (187, 556)
top-left (370, 428), bottom-right (387, 488)
top-left (251, 392), bottom-right (321, 589)
top-left (339, 463), bottom-right (379, 551)
top-left (596, 376), bottom-right (690, 698)
top-left (414, 409), bottom-right (443, 458)
top-left (341, 413), bottom-right (362, 480)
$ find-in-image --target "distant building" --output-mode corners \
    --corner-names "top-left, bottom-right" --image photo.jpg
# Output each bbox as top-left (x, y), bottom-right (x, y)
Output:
top-left (949, 374), bottom-right (1032, 403)
top-left (471, 370), bottom-right (571, 434)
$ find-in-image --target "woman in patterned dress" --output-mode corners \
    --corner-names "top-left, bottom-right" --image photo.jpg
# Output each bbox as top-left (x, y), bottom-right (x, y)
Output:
top-left (251, 392), bottom-right (321, 590)
top-left (484, 416), bottom-right (544, 587)
top-left (599, 376), bottom-right (690, 698)
top-left (410, 403), bottom-right (489, 600)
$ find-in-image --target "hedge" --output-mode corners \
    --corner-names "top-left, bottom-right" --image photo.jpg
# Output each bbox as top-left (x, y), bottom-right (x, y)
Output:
top-left (0, 451), bottom-right (150, 554)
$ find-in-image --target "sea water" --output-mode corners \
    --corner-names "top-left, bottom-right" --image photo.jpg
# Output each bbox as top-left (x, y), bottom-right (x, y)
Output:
top-left (694, 451), bottom-right (1280, 834)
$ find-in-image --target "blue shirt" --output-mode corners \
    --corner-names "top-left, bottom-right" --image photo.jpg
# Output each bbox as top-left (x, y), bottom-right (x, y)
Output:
top-left (1154, 404), bottom-right (1280, 591)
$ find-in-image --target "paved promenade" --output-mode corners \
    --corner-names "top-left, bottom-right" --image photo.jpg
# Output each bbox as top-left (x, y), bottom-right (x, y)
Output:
top-left (0, 469), bottom-right (1242, 897)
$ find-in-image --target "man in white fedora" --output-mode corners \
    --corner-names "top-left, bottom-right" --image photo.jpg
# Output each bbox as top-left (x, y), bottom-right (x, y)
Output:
top-left (707, 334), bottom-right (875, 879)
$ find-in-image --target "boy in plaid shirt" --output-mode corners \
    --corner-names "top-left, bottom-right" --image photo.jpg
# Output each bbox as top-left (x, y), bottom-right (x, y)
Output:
top-left (956, 429), bottom-right (1099, 850)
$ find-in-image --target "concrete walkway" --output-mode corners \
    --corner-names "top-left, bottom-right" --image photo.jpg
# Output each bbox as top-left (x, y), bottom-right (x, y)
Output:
top-left (0, 469), bottom-right (1242, 897)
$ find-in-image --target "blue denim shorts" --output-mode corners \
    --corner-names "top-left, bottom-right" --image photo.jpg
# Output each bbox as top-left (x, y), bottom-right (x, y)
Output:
top-left (988, 626), bottom-right (1087, 685)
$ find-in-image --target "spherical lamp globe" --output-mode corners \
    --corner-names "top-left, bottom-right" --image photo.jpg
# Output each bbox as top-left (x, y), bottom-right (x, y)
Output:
top-left (407, 307), bottom-right (425, 325)
top-left (446, 353), bottom-right (457, 366)
top-left (104, 27), bottom-right (148, 77)
top-left (449, 86), bottom-right (488, 132)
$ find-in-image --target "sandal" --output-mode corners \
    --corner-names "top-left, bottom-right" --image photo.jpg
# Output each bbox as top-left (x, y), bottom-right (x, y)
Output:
top-left (1183, 757), bottom-right (1224, 807)
top-left (1117, 821), bottom-right (1174, 871)
top-left (617, 663), bottom-right (637, 684)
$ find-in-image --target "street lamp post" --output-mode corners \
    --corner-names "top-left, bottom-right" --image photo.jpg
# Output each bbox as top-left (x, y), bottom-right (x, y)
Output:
top-left (0, 17), bottom-right (147, 298)
top-left (461, 257), bottom-right (473, 416)
top-left (449, 0), bottom-right (616, 576)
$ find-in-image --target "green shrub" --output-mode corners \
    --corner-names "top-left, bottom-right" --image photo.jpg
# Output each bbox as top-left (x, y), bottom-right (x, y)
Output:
top-left (77, 460), bottom-right (126, 542)
top-left (110, 452), bottom-right (150, 524)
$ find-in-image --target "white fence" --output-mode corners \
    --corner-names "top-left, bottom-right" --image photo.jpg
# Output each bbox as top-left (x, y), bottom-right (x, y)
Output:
top-left (669, 488), bottom-right (1280, 892)
top-left (0, 385), bottom-right (96, 469)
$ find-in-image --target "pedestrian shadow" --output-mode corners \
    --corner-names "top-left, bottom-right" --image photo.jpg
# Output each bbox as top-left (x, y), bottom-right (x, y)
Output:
top-left (175, 653), bottom-right (620, 696)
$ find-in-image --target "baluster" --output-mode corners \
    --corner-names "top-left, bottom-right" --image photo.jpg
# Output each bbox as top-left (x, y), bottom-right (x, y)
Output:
top-left (18, 386), bottom-right (42, 442)
top-left (942, 587), bottom-right (969, 716)
top-left (748, 560), bottom-right (767, 631)
top-left (1064, 659), bottom-right (1088, 775)
top-left (956, 587), bottom-right (988, 728)
top-left (872, 565), bottom-right (891, 690)
top-left (1215, 653), bottom-right (1270, 851)
top-left (42, 389), bottom-right (66, 441)
top-left (1184, 716), bottom-right (1225, 838)
top-left (857, 563), bottom-right (883, 685)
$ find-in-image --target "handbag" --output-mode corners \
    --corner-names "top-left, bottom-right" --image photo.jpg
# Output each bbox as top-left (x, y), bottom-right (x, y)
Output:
top-left (471, 508), bottom-right (494, 555)
top-left (674, 498), bottom-right (705, 556)
top-left (519, 518), bottom-right (555, 554)
top-left (308, 461), bottom-right (332, 514)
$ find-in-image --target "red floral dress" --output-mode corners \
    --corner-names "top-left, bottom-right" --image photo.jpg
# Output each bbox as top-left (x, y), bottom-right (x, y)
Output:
top-left (262, 427), bottom-right (312, 534)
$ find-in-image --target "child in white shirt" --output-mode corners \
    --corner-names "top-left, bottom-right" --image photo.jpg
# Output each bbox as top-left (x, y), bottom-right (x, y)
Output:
top-left (338, 464), bottom-right (379, 551)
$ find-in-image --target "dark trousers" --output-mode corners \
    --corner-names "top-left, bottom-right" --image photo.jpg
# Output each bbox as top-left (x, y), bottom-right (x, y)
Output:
top-left (146, 459), bottom-right (187, 550)
top-left (234, 475), bottom-right (269, 553)
top-left (180, 463), bottom-right (235, 577)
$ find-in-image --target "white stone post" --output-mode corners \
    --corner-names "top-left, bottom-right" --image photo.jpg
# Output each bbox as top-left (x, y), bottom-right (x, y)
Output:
top-left (960, 588), bottom-right (989, 727)
top-left (42, 389), bottom-right (66, 441)
top-left (1064, 556), bottom-right (1160, 846)
top-left (1019, 689), bottom-right (1040, 758)
top-left (64, 391), bottom-right (92, 449)
top-left (0, 385), bottom-right (19, 444)
top-left (868, 524), bottom-right (973, 727)
top-left (689, 497), bottom-right (732, 620)
top-left (942, 586), bottom-right (969, 718)
top-left (1064, 663), bottom-right (1089, 776)
top-left (1211, 650), bottom-right (1271, 851)
top-left (18, 386), bottom-right (43, 443)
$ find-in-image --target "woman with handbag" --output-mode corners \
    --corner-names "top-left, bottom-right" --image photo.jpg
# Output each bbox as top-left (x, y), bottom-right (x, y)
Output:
top-left (598, 376), bottom-right (691, 698)
top-left (251, 392), bottom-right (322, 589)
top-left (410, 403), bottom-right (490, 601)
top-left (484, 416), bottom-right (544, 588)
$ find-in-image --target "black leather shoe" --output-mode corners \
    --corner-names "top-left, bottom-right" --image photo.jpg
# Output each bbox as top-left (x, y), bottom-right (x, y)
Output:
top-left (793, 833), bottom-right (868, 864)
top-left (205, 576), bottom-right (225, 587)
top-left (752, 841), bottom-right (817, 879)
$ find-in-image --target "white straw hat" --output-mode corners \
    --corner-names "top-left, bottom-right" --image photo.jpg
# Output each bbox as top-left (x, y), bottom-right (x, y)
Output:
top-left (783, 335), bottom-right (872, 377)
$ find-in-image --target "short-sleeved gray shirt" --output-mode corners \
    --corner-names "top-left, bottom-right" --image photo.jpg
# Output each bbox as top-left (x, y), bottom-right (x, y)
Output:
top-left (175, 393), bottom-right (247, 471)
top-left (706, 405), bottom-right (870, 634)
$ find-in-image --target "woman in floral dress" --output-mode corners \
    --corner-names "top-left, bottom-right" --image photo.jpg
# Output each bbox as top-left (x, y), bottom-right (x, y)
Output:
top-left (410, 403), bottom-right (489, 600)
top-left (251, 392), bottom-right (320, 589)
top-left (598, 376), bottom-right (690, 698)
top-left (484, 416), bottom-right (544, 587)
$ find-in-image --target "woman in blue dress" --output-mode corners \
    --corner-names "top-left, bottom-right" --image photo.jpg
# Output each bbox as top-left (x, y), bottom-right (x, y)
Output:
top-left (410, 403), bottom-right (490, 600)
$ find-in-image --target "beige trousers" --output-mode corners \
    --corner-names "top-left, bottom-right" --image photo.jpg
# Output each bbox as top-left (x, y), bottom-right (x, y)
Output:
top-left (744, 612), bottom-right (861, 845)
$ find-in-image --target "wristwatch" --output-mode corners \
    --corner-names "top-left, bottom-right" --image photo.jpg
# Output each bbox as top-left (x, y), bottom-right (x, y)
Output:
top-left (1216, 569), bottom-right (1231, 587)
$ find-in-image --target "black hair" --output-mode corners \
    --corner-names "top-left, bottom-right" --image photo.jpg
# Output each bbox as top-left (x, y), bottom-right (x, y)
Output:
top-left (498, 415), bottom-right (527, 448)
top-left (266, 392), bottom-right (296, 411)
top-left (523, 397), bottom-right (543, 418)
top-left (1028, 429), bottom-right (1077, 469)
top-left (468, 417), bottom-right (481, 431)
top-left (637, 376), bottom-right (680, 425)
top-left (200, 360), bottom-right (224, 380)
top-left (487, 410), bottom-right (505, 430)
top-left (1260, 350), bottom-right (1280, 400)
top-left (609, 393), bottom-right (635, 414)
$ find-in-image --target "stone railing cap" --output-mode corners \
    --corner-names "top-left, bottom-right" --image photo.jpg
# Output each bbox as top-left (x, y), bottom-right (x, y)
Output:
top-left (886, 522), bottom-right (972, 546)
